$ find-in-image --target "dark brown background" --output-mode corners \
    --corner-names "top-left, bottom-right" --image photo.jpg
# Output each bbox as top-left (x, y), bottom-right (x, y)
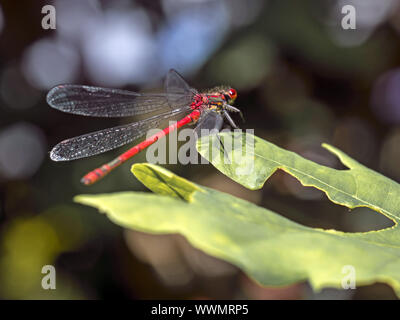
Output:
top-left (0, 0), bottom-right (398, 299)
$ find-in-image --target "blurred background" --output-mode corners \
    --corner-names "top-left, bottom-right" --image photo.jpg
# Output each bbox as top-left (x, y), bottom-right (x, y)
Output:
top-left (0, 0), bottom-right (399, 299)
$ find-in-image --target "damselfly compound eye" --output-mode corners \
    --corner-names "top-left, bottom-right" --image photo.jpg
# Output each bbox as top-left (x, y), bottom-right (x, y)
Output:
top-left (228, 88), bottom-right (237, 100)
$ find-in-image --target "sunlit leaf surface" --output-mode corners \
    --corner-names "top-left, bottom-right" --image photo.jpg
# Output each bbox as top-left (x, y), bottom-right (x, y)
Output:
top-left (76, 134), bottom-right (400, 296)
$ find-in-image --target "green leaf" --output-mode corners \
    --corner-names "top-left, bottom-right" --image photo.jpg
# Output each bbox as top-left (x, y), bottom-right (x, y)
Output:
top-left (197, 132), bottom-right (400, 222)
top-left (75, 158), bottom-right (400, 297)
top-left (132, 163), bottom-right (201, 201)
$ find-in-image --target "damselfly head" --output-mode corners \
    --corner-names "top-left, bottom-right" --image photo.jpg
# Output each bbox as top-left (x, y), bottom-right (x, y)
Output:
top-left (206, 86), bottom-right (238, 105)
top-left (221, 88), bottom-right (237, 104)
top-left (228, 88), bottom-right (237, 101)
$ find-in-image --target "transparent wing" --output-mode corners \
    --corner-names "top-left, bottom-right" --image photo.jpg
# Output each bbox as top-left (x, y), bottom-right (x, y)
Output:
top-left (165, 69), bottom-right (198, 109)
top-left (50, 107), bottom-right (191, 161)
top-left (194, 110), bottom-right (224, 138)
top-left (47, 85), bottom-right (183, 117)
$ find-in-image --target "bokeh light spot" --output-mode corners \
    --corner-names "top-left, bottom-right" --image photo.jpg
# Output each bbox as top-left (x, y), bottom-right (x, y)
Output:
top-left (0, 123), bottom-right (46, 180)
top-left (82, 9), bottom-right (157, 86)
top-left (55, 0), bottom-right (101, 41)
top-left (371, 68), bottom-right (400, 124)
top-left (158, 3), bottom-right (229, 75)
top-left (328, 0), bottom-right (397, 47)
top-left (21, 38), bottom-right (80, 90)
top-left (208, 35), bottom-right (275, 90)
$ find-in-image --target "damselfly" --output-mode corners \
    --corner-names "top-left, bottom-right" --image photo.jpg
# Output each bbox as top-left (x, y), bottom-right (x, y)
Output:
top-left (47, 69), bottom-right (242, 185)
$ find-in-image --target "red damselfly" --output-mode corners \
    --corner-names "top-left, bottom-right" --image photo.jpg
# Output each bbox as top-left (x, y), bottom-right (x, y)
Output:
top-left (47, 69), bottom-right (242, 185)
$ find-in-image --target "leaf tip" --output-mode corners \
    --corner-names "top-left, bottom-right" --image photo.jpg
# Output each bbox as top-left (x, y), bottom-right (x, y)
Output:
top-left (130, 162), bottom-right (150, 176)
top-left (73, 195), bottom-right (85, 204)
